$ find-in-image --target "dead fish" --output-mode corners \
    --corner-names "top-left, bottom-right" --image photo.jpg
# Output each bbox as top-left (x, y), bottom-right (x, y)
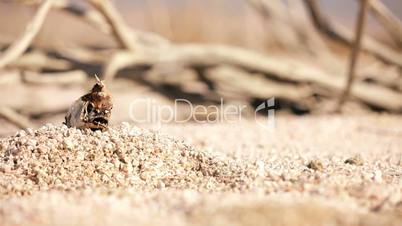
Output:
top-left (64, 75), bottom-right (113, 131)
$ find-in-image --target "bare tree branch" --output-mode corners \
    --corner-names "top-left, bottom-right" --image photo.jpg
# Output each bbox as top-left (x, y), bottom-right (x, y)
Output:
top-left (304, 0), bottom-right (402, 68)
top-left (369, 0), bottom-right (402, 46)
top-left (8, 51), bottom-right (72, 71)
top-left (337, 0), bottom-right (370, 111)
top-left (3, 0), bottom-right (400, 115)
top-left (248, 0), bottom-right (343, 73)
top-left (53, 0), bottom-right (111, 34)
top-left (87, 0), bottom-right (137, 51)
top-left (56, 1), bottom-right (169, 48)
top-left (22, 70), bottom-right (87, 85)
top-left (206, 66), bottom-right (312, 102)
top-left (0, 107), bottom-right (34, 129)
top-left (0, 0), bottom-right (52, 69)
top-left (103, 44), bottom-right (402, 111)
top-left (0, 70), bottom-right (21, 85)
top-left (247, 0), bottom-right (304, 50)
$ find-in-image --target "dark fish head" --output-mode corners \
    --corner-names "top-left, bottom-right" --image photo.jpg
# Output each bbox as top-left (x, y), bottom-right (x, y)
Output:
top-left (81, 81), bottom-right (113, 131)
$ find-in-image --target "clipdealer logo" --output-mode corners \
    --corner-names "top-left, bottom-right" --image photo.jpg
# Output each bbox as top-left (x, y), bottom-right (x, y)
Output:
top-left (254, 97), bottom-right (275, 132)
top-left (129, 98), bottom-right (275, 131)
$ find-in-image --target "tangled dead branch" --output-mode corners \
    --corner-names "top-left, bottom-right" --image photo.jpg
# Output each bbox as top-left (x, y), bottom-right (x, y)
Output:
top-left (0, 107), bottom-right (34, 129)
top-left (104, 44), bottom-right (402, 111)
top-left (304, 0), bottom-right (402, 68)
top-left (337, 0), bottom-right (370, 111)
top-left (87, 0), bottom-right (137, 50)
top-left (56, 0), bottom-right (111, 34)
top-left (0, 0), bottom-right (401, 130)
top-left (0, 0), bottom-right (52, 69)
top-left (247, 0), bottom-right (343, 77)
top-left (369, 0), bottom-right (402, 47)
top-left (55, 1), bottom-right (169, 48)
top-left (22, 70), bottom-right (87, 85)
top-left (8, 51), bottom-right (72, 71)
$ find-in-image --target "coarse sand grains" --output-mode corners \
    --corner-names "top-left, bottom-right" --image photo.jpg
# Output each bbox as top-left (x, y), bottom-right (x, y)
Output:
top-left (1, 116), bottom-right (402, 226)
top-left (0, 123), bottom-right (250, 195)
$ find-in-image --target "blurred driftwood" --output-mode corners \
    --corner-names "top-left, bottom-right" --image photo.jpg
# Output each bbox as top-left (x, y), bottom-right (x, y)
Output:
top-left (56, 1), bottom-right (169, 48)
top-left (87, 0), bottom-right (137, 50)
top-left (56, 0), bottom-right (111, 34)
top-left (360, 63), bottom-right (402, 91)
top-left (206, 66), bottom-right (312, 103)
top-left (247, 0), bottom-right (301, 50)
top-left (0, 0), bottom-right (52, 69)
top-left (55, 44), bottom-right (111, 64)
top-left (337, 0), bottom-right (369, 111)
top-left (369, 0), bottom-right (402, 47)
top-left (248, 0), bottom-right (343, 76)
top-left (8, 51), bottom-right (72, 71)
top-left (0, 107), bottom-right (34, 129)
top-left (104, 44), bottom-right (402, 111)
top-left (22, 70), bottom-right (87, 85)
top-left (304, 0), bottom-right (402, 68)
top-left (0, 0), bottom-right (401, 131)
top-left (0, 70), bottom-right (21, 85)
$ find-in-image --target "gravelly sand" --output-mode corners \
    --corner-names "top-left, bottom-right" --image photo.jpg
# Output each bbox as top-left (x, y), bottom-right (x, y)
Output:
top-left (0, 115), bottom-right (402, 226)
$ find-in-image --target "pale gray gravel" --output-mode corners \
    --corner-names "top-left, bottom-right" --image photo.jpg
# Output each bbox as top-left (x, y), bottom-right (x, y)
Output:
top-left (0, 114), bottom-right (401, 226)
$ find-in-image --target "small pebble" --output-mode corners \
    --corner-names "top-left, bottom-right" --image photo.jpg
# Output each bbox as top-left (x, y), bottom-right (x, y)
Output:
top-left (307, 160), bottom-right (324, 171)
top-left (345, 155), bottom-right (364, 166)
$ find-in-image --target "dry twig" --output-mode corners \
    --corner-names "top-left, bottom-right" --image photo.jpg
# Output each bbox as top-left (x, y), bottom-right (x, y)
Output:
top-left (304, 0), bottom-right (402, 67)
top-left (56, 0), bottom-right (111, 34)
top-left (0, 70), bottom-right (21, 85)
top-left (56, 1), bottom-right (169, 48)
top-left (8, 51), bottom-right (72, 71)
top-left (249, 0), bottom-right (342, 73)
top-left (206, 66), bottom-right (312, 102)
top-left (103, 44), bottom-right (402, 111)
top-left (369, 0), bottom-right (402, 46)
top-left (247, 0), bottom-right (301, 50)
top-left (3, 0), bottom-right (401, 115)
top-left (22, 70), bottom-right (87, 85)
top-left (337, 0), bottom-right (370, 111)
top-left (55, 43), bottom-right (112, 64)
top-left (0, 107), bottom-right (34, 129)
top-left (87, 0), bottom-right (137, 51)
top-left (0, 0), bottom-right (52, 69)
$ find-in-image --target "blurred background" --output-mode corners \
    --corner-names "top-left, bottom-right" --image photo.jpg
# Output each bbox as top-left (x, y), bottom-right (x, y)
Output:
top-left (0, 0), bottom-right (401, 136)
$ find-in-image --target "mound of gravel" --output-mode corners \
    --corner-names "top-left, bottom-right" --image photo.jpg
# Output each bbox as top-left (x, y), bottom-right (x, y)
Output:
top-left (1, 116), bottom-right (402, 213)
top-left (1, 116), bottom-right (402, 226)
top-left (0, 123), bottom-right (251, 196)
